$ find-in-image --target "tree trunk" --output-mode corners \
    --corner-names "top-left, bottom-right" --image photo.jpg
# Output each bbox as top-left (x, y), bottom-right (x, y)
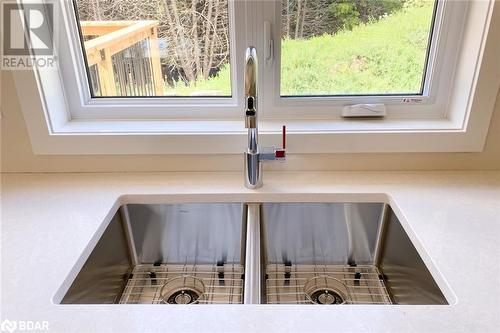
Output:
top-left (294, 0), bottom-right (302, 39)
top-left (285, 0), bottom-right (290, 38)
top-left (93, 0), bottom-right (101, 20)
top-left (191, 0), bottom-right (201, 81)
top-left (169, 0), bottom-right (195, 82)
top-left (202, 0), bottom-right (215, 79)
top-left (299, 0), bottom-right (307, 38)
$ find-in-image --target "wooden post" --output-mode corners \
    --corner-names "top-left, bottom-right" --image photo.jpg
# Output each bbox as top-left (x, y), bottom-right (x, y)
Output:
top-left (149, 27), bottom-right (164, 96)
top-left (96, 48), bottom-right (116, 96)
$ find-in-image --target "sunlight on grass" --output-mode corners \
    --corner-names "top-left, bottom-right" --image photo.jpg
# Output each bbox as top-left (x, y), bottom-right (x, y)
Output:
top-left (281, 2), bottom-right (434, 95)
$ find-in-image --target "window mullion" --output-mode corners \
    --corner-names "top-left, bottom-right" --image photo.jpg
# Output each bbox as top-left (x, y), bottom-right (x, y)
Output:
top-left (258, 0), bottom-right (280, 119)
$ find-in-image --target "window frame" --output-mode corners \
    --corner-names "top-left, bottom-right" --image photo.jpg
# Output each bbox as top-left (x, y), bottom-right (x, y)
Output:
top-left (59, 0), bottom-right (465, 120)
top-left (10, 0), bottom-right (500, 154)
top-left (258, 0), bottom-right (466, 120)
top-left (56, 0), bottom-right (247, 120)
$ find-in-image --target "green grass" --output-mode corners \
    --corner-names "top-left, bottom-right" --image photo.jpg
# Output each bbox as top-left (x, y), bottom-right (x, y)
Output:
top-left (165, 2), bottom-right (434, 96)
top-left (163, 63), bottom-right (232, 96)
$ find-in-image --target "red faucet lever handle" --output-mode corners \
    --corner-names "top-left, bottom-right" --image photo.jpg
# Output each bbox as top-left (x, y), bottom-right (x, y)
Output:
top-left (275, 125), bottom-right (286, 159)
top-left (282, 125), bottom-right (286, 150)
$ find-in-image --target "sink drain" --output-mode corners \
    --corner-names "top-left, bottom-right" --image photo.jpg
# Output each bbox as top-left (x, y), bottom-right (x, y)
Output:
top-left (309, 289), bottom-right (344, 304)
top-left (160, 275), bottom-right (205, 304)
top-left (167, 289), bottom-right (200, 304)
top-left (304, 276), bottom-right (349, 305)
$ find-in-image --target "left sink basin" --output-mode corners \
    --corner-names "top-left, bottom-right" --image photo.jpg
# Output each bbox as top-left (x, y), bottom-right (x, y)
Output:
top-left (61, 203), bottom-right (246, 304)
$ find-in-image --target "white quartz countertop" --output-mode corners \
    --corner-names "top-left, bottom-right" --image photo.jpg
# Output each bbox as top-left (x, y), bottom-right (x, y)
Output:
top-left (1, 171), bottom-right (499, 333)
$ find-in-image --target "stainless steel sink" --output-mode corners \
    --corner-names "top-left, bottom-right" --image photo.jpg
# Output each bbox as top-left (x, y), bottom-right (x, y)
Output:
top-left (60, 202), bottom-right (448, 305)
top-left (257, 203), bottom-right (447, 305)
top-left (61, 203), bottom-right (246, 304)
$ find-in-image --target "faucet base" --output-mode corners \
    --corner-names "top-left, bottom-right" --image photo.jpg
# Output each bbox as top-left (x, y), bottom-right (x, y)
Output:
top-left (244, 152), bottom-right (263, 189)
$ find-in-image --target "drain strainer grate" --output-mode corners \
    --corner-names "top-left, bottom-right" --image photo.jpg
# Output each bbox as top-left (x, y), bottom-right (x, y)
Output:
top-left (304, 276), bottom-right (349, 305)
top-left (309, 289), bottom-right (344, 304)
top-left (160, 275), bottom-right (205, 305)
top-left (166, 289), bottom-right (201, 304)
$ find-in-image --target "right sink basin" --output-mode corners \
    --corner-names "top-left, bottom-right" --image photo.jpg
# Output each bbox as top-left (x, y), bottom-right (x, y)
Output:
top-left (260, 203), bottom-right (448, 305)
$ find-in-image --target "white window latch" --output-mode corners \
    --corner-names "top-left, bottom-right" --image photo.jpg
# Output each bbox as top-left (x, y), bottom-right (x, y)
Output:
top-left (342, 104), bottom-right (387, 118)
top-left (264, 21), bottom-right (273, 64)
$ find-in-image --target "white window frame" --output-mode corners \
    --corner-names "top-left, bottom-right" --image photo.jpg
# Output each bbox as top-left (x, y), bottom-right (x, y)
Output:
top-left (259, 0), bottom-right (461, 118)
top-left (11, 0), bottom-right (500, 155)
top-left (53, 0), bottom-right (247, 120)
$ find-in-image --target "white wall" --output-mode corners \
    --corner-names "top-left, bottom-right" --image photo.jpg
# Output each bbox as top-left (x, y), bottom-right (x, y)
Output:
top-left (1, 69), bottom-right (499, 173)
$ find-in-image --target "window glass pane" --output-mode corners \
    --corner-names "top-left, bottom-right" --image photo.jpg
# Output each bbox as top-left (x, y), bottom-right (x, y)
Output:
top-left (280, 0), bottom-right (436, 96)
top-left (74, 0), bottom-right (231, 97)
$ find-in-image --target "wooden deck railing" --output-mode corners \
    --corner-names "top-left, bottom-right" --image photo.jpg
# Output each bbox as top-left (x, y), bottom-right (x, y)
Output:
top-left (80, 20), bottom-right (164, 96)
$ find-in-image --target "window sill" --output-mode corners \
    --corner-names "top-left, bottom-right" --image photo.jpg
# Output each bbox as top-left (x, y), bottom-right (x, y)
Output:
top-left (54, 116), bottom-right (453, 135)
top-left (18, 115), bottom-right (487, 155)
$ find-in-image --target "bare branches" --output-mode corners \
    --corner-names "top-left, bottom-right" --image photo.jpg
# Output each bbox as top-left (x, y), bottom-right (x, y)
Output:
top-left (76, 0), bottom-right (230, 85)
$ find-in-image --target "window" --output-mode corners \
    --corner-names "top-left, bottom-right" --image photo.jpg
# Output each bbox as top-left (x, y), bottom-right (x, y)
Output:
top-left (73, 0), bottom-right (232, 97)
top-left (62, 0), bottom-right (463, 118)
top-left (258, 0), bottom-right (471, 118)
top-left (69, 0), bottom-right (450, 106)
top-left (11, 0), bottom-right (499, 154)
top-left (279, 0), bottom-right (437, 96)
top-left (71, 0), bottom-right (441, 102)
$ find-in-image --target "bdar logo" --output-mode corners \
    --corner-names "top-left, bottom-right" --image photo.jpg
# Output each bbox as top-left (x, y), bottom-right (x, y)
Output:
top-left (0, 319), bottom-right (17, 333)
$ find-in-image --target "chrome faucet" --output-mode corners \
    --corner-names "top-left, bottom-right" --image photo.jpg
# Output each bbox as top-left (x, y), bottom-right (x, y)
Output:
top-left (244, 47), bottom-right (286, 189)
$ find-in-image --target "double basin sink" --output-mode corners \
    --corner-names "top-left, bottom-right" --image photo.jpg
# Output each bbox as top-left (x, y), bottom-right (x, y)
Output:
top-left (60, 202), bottom-right (448, 305)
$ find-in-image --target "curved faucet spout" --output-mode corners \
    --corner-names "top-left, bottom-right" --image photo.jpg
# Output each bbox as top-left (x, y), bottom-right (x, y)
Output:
top-left (245, 47), bottom-right (258, 105)
top-left (243, 47), bottom-right (286, 189)
top-left (245, 47), bottom-right (259, 155)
